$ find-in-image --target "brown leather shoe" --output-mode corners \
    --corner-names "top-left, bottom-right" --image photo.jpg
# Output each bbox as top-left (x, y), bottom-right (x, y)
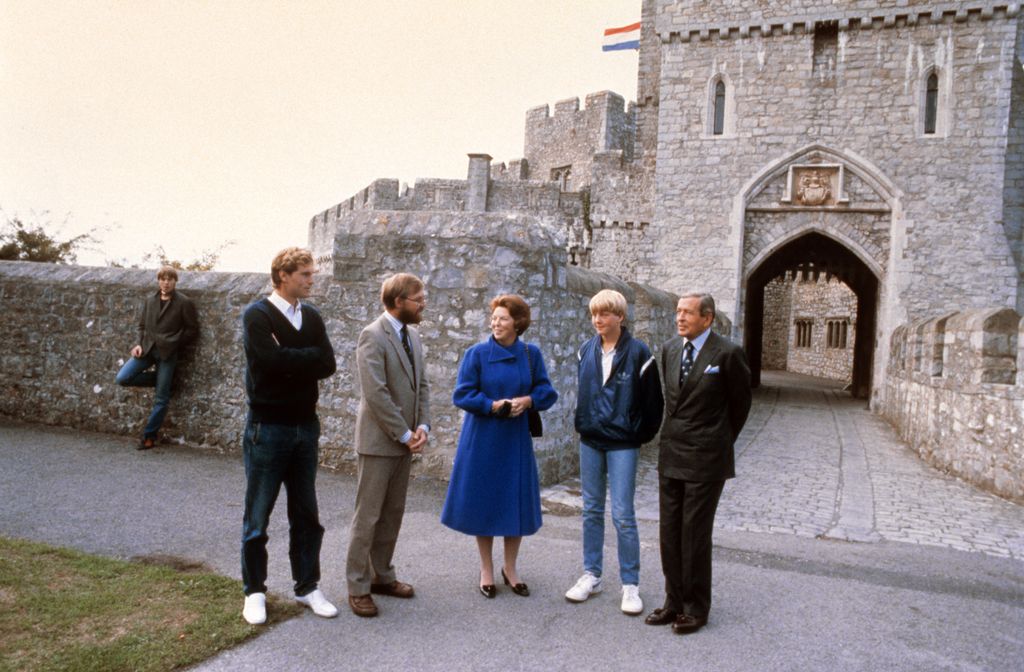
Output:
top-left (370, 580), bottom-right (415, 599)
top-left (671, 614), bottom-right (708, 635)
top-left (644, 607), bottom-right (677, 626)
top-left (348, 594), bottom-right (378, 617)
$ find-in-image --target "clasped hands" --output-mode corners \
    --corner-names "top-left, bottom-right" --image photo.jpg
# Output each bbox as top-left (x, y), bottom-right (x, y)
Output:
top-left (491, 396), bottom-right (533, 418)
top-left (404, 427), bottom-right (428, 454)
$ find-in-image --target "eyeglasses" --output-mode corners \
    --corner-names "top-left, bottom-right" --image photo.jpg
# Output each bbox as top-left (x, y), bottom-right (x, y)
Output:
top-left (401, 295), bottom-right (426, 305)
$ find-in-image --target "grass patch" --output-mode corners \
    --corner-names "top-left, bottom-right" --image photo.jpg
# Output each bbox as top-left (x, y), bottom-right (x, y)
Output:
top-left (0, 537), bottom-right (301, 672)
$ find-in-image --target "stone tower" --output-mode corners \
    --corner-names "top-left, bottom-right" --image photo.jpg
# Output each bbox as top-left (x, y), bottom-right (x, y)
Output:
top-left (622, 0), bottom-right (1023, 401)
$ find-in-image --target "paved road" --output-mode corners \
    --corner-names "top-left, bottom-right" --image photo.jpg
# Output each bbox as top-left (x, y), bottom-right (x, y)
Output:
top-left (543, 371), bottom-right (1024, 559)
top-left (1, 373), bottom-right (1022, 671)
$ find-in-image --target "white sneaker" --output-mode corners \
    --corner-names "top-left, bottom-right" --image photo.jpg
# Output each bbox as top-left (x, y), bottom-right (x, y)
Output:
top-left (242, 592), bottom-right (266, 625)
top-left (565, 572), bottom-right (602, 603)
top-left (621, 585), bottom-right (643, 615)
top-left (295, 588), bottom-right (339, 618)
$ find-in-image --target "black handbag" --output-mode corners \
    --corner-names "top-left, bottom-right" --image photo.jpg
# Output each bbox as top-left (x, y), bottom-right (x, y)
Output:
top-left (523, 341), bottom-right (543, 438)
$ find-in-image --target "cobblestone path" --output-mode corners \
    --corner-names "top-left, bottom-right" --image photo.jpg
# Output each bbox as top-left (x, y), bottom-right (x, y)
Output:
top-left (542, 371), bottom-right (1024, 560)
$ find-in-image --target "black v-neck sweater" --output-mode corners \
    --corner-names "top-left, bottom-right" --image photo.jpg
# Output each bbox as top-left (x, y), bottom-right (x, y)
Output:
top-left (242, 298), bottom-right (336, 424)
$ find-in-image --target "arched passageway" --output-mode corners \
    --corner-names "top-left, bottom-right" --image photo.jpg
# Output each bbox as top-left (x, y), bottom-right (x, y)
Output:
top-left (744, 232), bottom-right (879, 399)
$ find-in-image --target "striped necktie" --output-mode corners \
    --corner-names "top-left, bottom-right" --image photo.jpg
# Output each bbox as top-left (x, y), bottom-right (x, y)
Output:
top-left (679, 341), bottom-right (694, 387)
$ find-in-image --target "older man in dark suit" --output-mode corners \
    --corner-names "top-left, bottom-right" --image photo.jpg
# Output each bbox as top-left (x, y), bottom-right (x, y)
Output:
top-left (115, 265), bottom-right (198, 449)
top-left (645, 293), bottom-right (751, 635)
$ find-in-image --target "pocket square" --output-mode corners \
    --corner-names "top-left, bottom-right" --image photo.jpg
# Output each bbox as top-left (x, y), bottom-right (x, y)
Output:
top-left (704, 365), bottom-right (720, 374)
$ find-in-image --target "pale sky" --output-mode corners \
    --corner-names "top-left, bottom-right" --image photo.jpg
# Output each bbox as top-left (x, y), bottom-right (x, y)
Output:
top-left (1, 0), bottom-right (640, 271)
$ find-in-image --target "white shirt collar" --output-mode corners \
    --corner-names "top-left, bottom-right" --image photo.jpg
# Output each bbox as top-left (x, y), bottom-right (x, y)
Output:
top-left (268, 291), bottom-right (302, 329)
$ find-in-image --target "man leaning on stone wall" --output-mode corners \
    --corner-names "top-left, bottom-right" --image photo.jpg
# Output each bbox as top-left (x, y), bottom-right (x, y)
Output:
top-left (114, 265), bottom-right (198, 450)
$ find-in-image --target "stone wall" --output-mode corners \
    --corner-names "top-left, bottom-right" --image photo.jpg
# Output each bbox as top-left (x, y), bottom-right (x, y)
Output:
top-left (880, 307), bottom-right (1024, 502)
top-left (309, 158), bottom-right (588, 270)
top-left (0, 217), bottom-right (679, 484)
top-left (578, 151), bottom-right (656, 277)
top-left (523, 91), bottom-right (636, 190)
top-left (761, 278), bottom-right (792, 370)
top-left (653, 2), bottom-right (1020, 313)
top-left (762, 274), bottom-right (858, 381)
top-left (0, 263), bottom-right (261, 450)
top-left (657, 1), bottom-right (1011, 34)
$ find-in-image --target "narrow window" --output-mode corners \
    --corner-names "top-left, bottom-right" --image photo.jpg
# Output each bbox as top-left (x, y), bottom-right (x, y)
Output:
top-left (795, 320), bottom-right (813, 348)
top-left (825, 319), bottom-right (849, 349)
top-left (924, 73), bottom-right (938, 135)
top-left (713, 80), bottom-right (726, 136)
top-left (551, 165), bottom-right (572, 191)
top-left (812, 22), bottom-right (839, 81)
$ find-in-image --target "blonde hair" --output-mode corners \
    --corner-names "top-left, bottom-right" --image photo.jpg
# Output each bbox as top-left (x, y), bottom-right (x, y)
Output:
top-left (588, 289), bottom-right (627, 320)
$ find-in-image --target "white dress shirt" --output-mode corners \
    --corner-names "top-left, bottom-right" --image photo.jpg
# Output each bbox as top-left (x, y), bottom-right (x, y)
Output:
top-left (268, 291), bottom-right (302, 330)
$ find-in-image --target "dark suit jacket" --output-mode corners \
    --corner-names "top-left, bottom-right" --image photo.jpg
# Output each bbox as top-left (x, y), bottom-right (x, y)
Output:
top-left (658, 330), bottom-right (752, 482)
top-left (137, 290), bottom-right (198, 359)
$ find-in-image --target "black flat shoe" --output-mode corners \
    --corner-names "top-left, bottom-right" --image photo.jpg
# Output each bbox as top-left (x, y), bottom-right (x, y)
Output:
top-left (501, 568), bottom-right (530, 597)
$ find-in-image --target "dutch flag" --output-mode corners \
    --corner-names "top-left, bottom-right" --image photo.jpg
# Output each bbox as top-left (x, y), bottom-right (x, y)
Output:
top-left (602, 22), bottom-right (640, 52)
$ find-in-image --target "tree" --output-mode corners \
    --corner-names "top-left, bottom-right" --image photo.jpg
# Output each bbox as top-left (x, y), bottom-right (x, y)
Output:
top-left (141, 242), bottom-right (233, 272)
top-left (0, 216), bottom-right (94, 264)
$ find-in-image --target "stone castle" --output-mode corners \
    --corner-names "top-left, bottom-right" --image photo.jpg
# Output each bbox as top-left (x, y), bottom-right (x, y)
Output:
top-left (2, 1), bottom-right (1022, 502)
top-left (311, 0), bottom-right (1023, 405)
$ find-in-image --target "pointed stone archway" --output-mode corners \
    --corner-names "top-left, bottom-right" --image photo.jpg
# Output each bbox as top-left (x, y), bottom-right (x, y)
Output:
top-left (729, 144), bottom-right (903, 403)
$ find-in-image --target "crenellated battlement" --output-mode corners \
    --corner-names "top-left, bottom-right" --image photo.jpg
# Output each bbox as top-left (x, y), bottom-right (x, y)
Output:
top-left (657, 1), bottom-right (1020, 44)
top-left (881, 308), bottom-right (1024, 502)
top-left (523, 90), bottom-right (637, 191)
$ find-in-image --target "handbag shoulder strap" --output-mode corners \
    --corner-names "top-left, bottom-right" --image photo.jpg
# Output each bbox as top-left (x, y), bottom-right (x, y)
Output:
top-left (523, 340), bottom-right (534, 385)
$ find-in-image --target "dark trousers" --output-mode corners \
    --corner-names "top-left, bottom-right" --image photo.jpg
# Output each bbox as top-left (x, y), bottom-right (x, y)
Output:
top-left (241, 417), bottom-right (324, 597)
top-left (658, 476), bottom-right (725, 619)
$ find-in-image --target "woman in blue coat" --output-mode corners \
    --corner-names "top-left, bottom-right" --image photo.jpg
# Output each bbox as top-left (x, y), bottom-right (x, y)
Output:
top-left (441, 294), bottom-right (558, 598)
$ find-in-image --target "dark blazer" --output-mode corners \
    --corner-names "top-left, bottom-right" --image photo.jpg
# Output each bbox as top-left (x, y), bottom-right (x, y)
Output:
top-left (658, 330), bottom-right (752, 482)
top-left (138, 290), bottom-right (198, 359)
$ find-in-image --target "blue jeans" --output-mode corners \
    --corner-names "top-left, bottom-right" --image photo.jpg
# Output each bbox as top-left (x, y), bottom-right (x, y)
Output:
top-left (580, 441), bottom-right (640, 585)
top-left (115, 350), bottom-right (177, 439)
top-left (241, 417), bottom-right (324, 597)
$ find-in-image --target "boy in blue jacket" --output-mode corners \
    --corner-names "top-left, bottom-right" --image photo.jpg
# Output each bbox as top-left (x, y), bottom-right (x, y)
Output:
top-left (565, 289), bottom-right (664, 615)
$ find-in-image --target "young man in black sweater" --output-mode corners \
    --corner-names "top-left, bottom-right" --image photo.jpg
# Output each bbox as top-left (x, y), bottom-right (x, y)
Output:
top-left (239, 247), bottom-right (338, 625)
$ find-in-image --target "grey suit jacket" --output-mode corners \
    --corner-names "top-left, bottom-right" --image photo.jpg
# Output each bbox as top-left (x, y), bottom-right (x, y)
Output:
top-left (658, 330), bottom-right (751, 482)
top-left (354, 313), bottom-right (431, 457)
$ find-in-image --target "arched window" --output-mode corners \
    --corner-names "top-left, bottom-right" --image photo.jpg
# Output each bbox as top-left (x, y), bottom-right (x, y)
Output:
top-left (924, 72), bottom-right (938, 135)
top-left (713, 80), bottom-right (726, 136)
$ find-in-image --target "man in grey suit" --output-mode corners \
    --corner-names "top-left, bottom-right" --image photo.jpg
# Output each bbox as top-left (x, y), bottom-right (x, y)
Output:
top-left (346, 273), bottom-right (430, 617)
top-left (645, 293), bottom-right (751, 635)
